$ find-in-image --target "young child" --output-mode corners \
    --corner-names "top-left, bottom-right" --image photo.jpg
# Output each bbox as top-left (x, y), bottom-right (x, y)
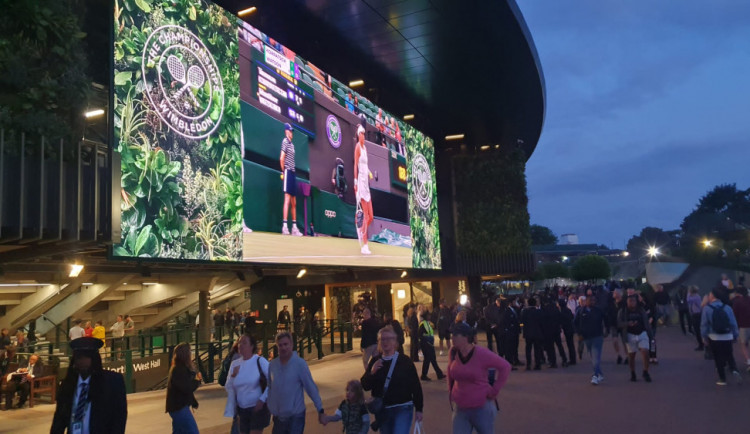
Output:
top-left (322, 380), bottom-right (370, 434)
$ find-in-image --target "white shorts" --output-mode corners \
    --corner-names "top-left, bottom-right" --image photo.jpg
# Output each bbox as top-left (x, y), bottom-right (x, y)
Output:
top-left (739, 328), bottom-right (750, 345)
top-left (626, 332), bottom-right (649, 353)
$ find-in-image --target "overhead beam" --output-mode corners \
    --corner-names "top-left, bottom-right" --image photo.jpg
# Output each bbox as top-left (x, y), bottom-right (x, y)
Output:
top-left (34, 275), bottom-right (135, 335)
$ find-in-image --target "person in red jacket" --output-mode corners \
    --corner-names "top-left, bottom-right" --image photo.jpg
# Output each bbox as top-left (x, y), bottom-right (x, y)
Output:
top-left (447, 322), bottom-right (511, 434)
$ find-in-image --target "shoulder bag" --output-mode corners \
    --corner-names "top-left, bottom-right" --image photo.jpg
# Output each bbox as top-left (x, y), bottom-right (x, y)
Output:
top-left (366, 353), bottom-right (398, 414)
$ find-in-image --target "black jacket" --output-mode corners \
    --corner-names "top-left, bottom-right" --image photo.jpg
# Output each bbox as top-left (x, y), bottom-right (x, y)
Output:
top-left (499, 307), bottom-right (520, 336)
top-left (51, 370), bottom-right (127, 434)
top-left (361, 354), bottom-right (423, 412)
top-left (521, 307), bottom-right (543, 340)
top-left (165, 364), bottom-right (200, 413)
top-left (540, 304), bottom-right (562, 338)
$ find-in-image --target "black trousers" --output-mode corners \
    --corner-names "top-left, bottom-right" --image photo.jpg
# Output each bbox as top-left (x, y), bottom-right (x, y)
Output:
top-left (507, 333), bottom-right (520, 364)
top-left (691, 314), bottom-right (704, 348)
top-left (4, 380), bottom-right (30, 407)
top-left (563, 329), bottom-right (576, 364)
top-left (420, 343), bottom-right (443, 378)
top-left (486, 327), bottom-right (496, 352)
top-left (709, 339), bottom-right (738, 381)
top-left (525, 338), bottom-right (543, 368)
top-left (677, 309), bottom-right (691, 334)
top-left (409, 332), bottom-right (420, 362)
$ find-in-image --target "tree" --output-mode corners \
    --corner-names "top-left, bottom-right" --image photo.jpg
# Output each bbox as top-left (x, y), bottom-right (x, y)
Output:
top-left (530, 224), bottom-right (558, 245)
top-left (0, 0), bottom-right (90, 138)
top-left (681, 184), bottom-right (750, 238)
top-left (626, 227), bottom-right (679, 256)
top-left (539, 262), bottom-right (569, 280)
top-left (570, 255), bottom-right (611, 282)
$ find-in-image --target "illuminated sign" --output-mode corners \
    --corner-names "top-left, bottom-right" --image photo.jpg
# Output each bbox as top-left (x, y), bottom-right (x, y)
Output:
top-left (411, 153), bottom-right (433, 210)
top-left (142, 25), bottom-right (224, 140)
top-left (326, 115), bottom-right (341, 149)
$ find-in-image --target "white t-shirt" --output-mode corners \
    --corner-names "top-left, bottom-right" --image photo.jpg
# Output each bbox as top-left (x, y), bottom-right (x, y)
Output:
top-left (69, 326), bottom-right (85, 341)
top-left (223, 355), bottom-right (269, 417)
top-left (111, 321), bottom-right (125, 338)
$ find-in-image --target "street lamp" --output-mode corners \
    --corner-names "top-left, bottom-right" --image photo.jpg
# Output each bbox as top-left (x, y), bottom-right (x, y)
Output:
top-left (647, 246), bottom-right (660, 258)
top-left (702, 239), bottom-right (712, 248)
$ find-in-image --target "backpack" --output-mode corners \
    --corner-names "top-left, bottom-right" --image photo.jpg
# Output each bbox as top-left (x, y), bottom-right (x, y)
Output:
top-left (709, 304), bottom-right (731, 334)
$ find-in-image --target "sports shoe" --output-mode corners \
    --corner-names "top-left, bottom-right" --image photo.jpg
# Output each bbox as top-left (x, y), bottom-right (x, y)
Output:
top-left (643, 371), bottom-right (652, 383)
top-left (281, 225), bottom-right (290, 235)
top-left (716, 380), bottom-right (727, 386)
top-left (291, 225), bottom-right (303, 236)
top-left (591, 375), bottom-right (599, 385)
top-left (361, 245), bottom-right (371, 255)
top-left (596, 374), bottom-right (604, 383)
top-left (630, 372), bottom-right (637, 382)
top-left (732, 370), bottom-right (742, 385)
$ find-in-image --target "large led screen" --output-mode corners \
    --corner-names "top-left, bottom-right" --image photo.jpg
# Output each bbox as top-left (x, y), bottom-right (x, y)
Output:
top-left (113, 0), bottom-right (440, 269)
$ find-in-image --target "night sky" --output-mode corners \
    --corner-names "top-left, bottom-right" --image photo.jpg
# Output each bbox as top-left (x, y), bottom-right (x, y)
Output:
top-left (518, 0), bottom-right (750, 248)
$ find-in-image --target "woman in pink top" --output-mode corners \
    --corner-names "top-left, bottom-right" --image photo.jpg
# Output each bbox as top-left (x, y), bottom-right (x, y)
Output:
top-left (447, 322), bottom-right (511, 434)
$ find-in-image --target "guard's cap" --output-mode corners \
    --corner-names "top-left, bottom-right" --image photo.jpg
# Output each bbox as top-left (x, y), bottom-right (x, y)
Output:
top-left (70, 337), bottom-right (104, 352)
top-left (284, 123), bottom-right (293, 131)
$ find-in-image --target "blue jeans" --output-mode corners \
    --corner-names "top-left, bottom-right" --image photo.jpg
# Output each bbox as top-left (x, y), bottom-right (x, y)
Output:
top-left (584, 336), bottom-right (604, 376)
top-left (271, 412), bottom-right (306, 434)
top-left (169, 405), bottom-right (199, 434)
top-left (453, 400), bottom-right (497, 434)
top-left (379, 404), bottom-right (414, 434)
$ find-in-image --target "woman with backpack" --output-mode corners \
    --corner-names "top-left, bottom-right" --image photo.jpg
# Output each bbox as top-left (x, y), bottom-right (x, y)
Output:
top-left (700, 288), bottom-right (740, 386)
top-left (224, 334), bottom-right (271, 433)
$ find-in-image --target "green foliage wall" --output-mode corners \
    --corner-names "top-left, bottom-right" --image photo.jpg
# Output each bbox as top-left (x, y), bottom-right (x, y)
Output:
top-left (452, 149), bottom-right (531, 254)
top-left (571, 255), bottom-right (611, 282)
top-left (113, 0), bottom-right (242, 260)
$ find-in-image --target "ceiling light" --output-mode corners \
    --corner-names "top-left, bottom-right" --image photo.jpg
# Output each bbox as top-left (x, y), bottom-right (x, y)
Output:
top-left (348, 79), bottom-right (364, 87)
top-left (445, 134), bottom-right (464, 141)
top-left (69, 264), bottom-right (84, 277)
top-left (0, 283), bottom-right (51, 287)
top-left (480, 145), bottom-right (490, 150)
top-left (238, 6), bottom-right (256, 16)
top-left (400, 270), bottom-right (407, 278)
top-left (459, 294), bottom-right (468, 305)
top-left (84, 109), bottom-right (104, 118)
top-left (494, 144), bottom-right (500, 149)
top-left (297, 269), bottom-right (307, 279)
top-left (403, 114), bottom-right (414, 120)
top-left (142, 282), bottom-right (158, 286)
top-left (82, 283), bottom-right (93, 286)
top-left (397, 289), bottom-right (406, 299)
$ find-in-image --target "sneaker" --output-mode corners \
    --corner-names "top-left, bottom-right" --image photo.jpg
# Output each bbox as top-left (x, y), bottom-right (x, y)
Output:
top-left (281, 225), bottom-right (290, 235)
top-left (643, 371), bottom-right (652, 383)
top-left (420, 376), bottom-right (431, 381)
top-left (716, 380), bottom-right (727, 386)
top-left (630, 372), bottom-right (637, 382)
top-left (732, 370), bottom-right (742, 385)
top-left (291, 225), bottom-right (303, 236)
top-left (361, 245), bottom-right (371, 255)
top-left (617, 355), bottom-right (623, 365)
top-left (591, 375), bottom-right (599, 385)
top-left (596, 374), bottom-right (604, 383)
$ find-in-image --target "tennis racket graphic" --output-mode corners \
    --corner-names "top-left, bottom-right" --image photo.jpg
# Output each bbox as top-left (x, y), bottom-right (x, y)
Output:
top-left (166, 55), bottom-right (204, 106)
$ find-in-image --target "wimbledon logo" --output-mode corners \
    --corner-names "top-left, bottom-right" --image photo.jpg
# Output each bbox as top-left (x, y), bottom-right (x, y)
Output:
top-left (326, 115), bottom-right (341, 149)
top-left (142, 25), bottom-right (224, 140)
top-left (411, 153), bottom-right (433, 210)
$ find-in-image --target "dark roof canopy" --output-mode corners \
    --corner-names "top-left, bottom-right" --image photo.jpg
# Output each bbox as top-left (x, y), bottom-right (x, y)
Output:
top-left (217, 0), bottom-right (545, 157)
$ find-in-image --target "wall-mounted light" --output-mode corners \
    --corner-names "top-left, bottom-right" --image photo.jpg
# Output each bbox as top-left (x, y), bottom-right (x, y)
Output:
top-left (349, 79), bottom-right (364, 87)
top-left (400, 270), bottom-right (407, 278)
top-left (238, 6), bottom-right (256, 16)
top-left (84, 109), bottom-right (105, 118)
top-left (459, 294), bottom-right (468, 305)
top-left (480, 145), bottom-right (490, 151)
top-left (69, 263), bottom-right (84, 278)
top-left (297, 269), bottom-right (307, 279)
top-left (397, 289), bottom-right (406, 299)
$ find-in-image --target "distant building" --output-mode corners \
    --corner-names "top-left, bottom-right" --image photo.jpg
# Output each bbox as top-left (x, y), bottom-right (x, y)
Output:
top-left (560, 234), bottom-right (579, 245)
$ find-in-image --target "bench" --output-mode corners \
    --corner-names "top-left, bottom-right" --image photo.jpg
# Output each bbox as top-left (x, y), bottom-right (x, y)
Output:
top-left (1, 362), bottom-right (57, 408)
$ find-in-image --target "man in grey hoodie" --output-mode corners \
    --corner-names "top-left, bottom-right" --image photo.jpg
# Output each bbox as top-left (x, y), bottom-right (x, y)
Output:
top-left (267, 332), bottom-right (326, 433)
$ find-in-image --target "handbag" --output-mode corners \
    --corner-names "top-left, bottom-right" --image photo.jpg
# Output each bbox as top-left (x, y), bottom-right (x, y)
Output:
top-left (413, 421), bottom-right (424, 434)
top-left (366, 353), bottom-right (398, 414)
top-left (356, 201), bottom-right (364, 229)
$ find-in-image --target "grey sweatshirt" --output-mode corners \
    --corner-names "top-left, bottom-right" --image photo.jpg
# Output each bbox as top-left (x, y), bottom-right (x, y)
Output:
top-left (267, 352), bottom-right (323, 418)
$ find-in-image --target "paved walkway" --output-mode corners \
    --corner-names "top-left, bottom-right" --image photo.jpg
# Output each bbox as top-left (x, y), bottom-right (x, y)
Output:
top-left (1, 327), bottom-right (748, 433)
